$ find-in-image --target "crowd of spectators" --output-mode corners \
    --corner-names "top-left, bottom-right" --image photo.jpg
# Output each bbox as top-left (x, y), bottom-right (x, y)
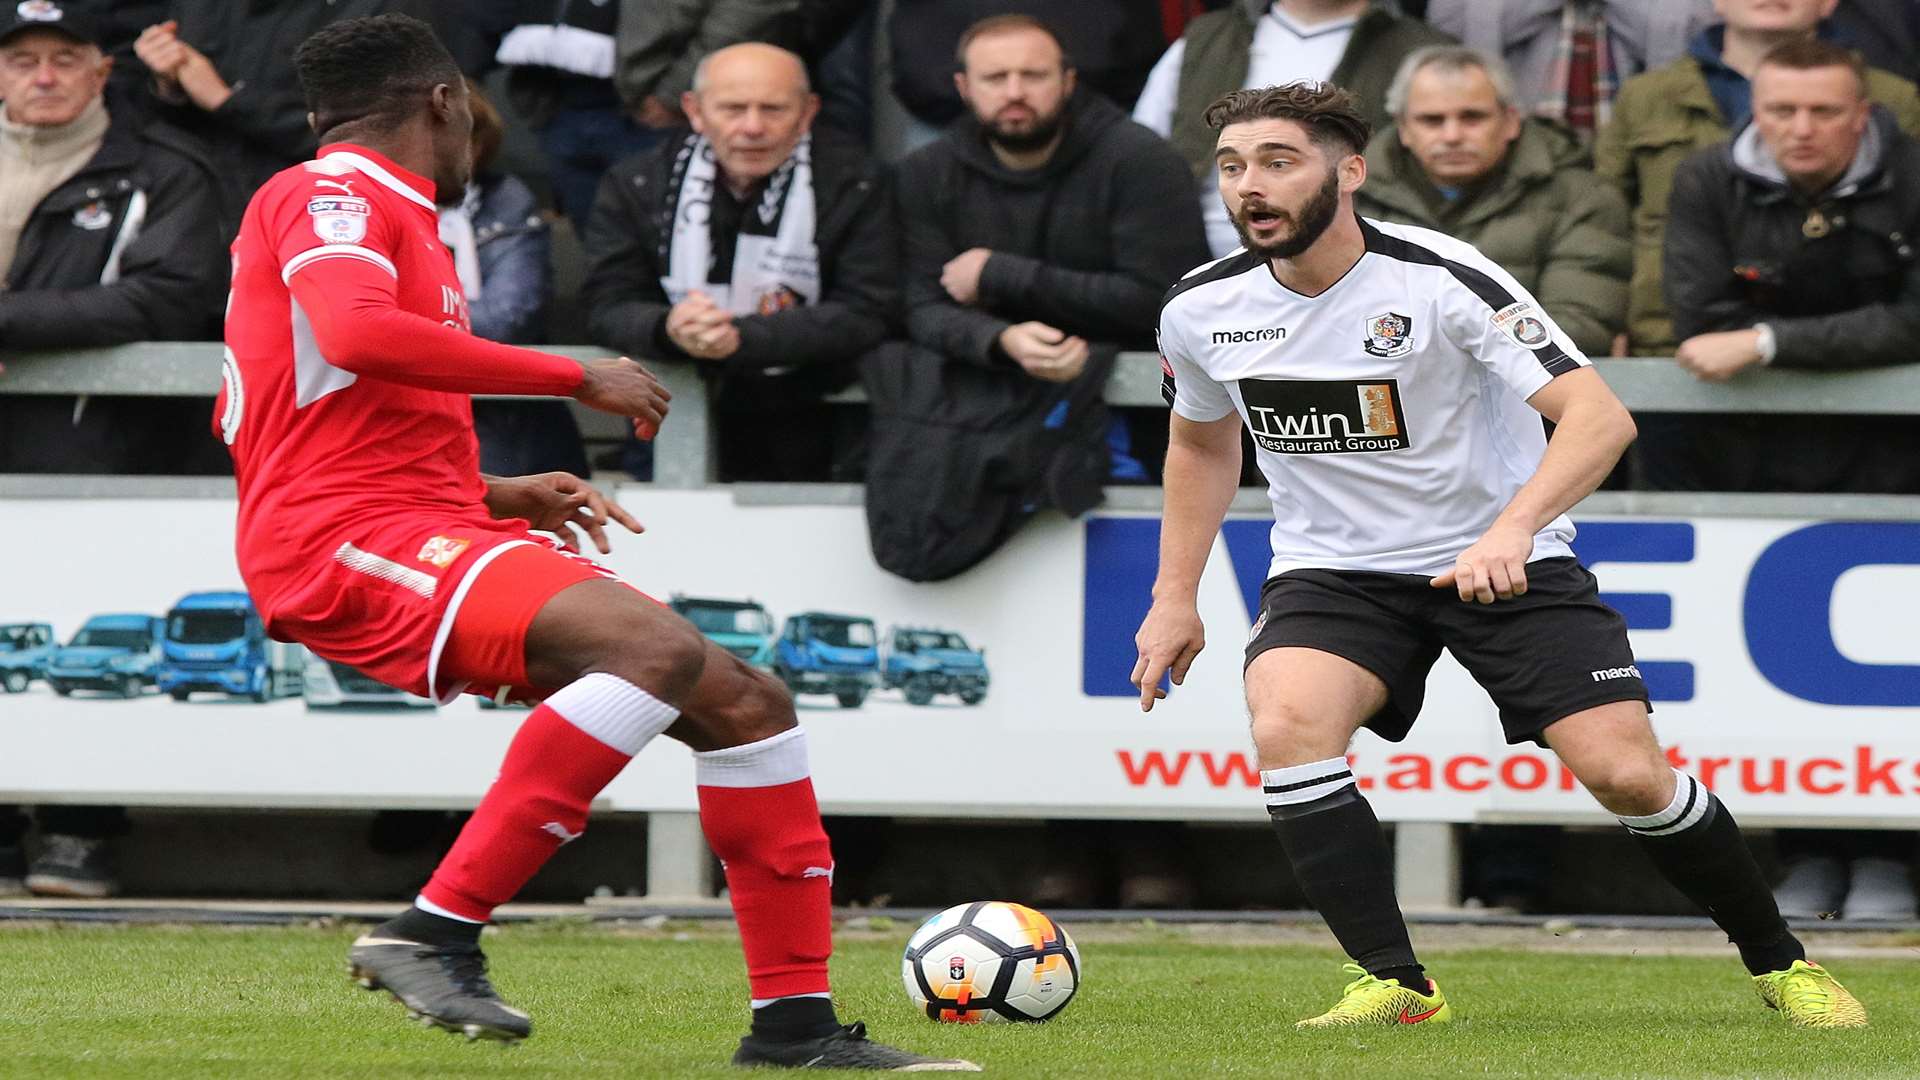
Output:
top-left (1, 0), bottom-right (1916, 911)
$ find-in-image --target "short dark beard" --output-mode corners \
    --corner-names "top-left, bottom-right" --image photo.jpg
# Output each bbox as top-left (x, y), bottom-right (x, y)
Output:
top-left (1232, 164), bottom-right (1342, 260)
top-left (983, 103), bottom-right (1066, 154)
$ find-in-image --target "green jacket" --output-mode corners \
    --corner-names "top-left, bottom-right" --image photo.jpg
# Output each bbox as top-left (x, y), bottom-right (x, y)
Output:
top-left (1356, 120), bottom-right (1629, 356)
top-left (1595, 56), bottom-right (1920, 351)
top-left (1169, 0), bottom-right (1453, 182)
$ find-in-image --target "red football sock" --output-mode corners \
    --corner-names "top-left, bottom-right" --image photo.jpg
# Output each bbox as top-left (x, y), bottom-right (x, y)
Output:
top-left (695, 728), bottom-right (834, 1001)
top-left (421, 673), bottom-right (678, 922)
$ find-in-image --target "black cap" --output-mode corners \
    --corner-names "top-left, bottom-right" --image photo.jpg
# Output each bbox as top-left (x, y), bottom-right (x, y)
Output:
top-left (0, 2), bottom-right (102, 49)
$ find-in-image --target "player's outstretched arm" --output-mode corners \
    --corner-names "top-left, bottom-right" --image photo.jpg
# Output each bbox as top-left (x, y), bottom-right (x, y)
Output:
top-left (482, 472), bottom-right (645, 554)
top-left (1133, 412), bottom-right (1242, 712)
top-left (1435, 367), bottom-right (1637, 604)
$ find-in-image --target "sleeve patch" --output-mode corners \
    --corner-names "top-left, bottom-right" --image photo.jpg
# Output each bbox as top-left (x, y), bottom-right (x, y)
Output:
top-left (1491, 301), bottom-right (1552, 350)
top-left (308, 193), bottom-right (371, 244)
top-left (1160, 352), bottom-right (1177, 406)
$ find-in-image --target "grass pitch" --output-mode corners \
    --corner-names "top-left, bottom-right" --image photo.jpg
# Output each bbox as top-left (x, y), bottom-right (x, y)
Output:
top-left (1, 920), bottom-right (1915, 1079)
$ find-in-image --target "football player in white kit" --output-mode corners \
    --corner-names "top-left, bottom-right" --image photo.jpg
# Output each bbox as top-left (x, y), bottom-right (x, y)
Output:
top-left (1133, 82), bottom-right (1865, 1031)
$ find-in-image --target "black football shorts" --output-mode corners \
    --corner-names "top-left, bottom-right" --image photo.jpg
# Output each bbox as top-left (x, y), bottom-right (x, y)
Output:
top-left (1243, 556), bottom-right (1650, 747)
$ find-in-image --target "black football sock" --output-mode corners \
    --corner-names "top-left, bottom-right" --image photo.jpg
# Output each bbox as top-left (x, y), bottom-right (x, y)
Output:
top-left (379, 903), bottom-right (484, 949)
top-left (1622, 771), bottom-right (1805, 976)
top-left (1265, 758), bottom-right (1424, 988)
top-left (750, 995), bottom-right (841, 1042)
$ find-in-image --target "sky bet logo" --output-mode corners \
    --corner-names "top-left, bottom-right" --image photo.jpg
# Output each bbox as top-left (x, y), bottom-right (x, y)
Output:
top-left (1082, 518), bottom-right (1920, 708)
top-left (1211, 326), bottom-right (1287, 345)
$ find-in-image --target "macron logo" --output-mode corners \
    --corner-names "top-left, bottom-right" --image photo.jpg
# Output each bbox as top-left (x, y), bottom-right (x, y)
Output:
top-left (541, 822), bottom-right (583, 845)
top-left (1212, 327), bottom-right (1288, 345)
top-left (1590, 665), bottom-right (1642, 682)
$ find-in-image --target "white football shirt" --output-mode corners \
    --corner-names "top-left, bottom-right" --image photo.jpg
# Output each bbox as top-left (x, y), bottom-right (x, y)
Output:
top-left (1159, 217), bottom-right (1590, 579)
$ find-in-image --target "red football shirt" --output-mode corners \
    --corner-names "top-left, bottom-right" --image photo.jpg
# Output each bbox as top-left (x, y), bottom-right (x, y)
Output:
top-left (218, 144), bottom-right (583, 615)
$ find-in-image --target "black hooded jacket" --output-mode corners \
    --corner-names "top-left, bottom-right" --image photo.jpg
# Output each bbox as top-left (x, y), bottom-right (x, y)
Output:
top-left (898, 89), bottom-right (1209, 364)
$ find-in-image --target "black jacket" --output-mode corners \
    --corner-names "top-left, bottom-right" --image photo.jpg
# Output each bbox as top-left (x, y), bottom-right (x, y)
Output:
top-left (0, 109), bottom-right (224, 346)
top-left (898, 89), bottom-right (1209, 363)
top-left (1665, 107), bottom-right (1920, 368)
top-left (581, 131), bottom-right (898, 409)
top-left (866, 94), bottom-right (1205, 582)
top-left (1648, 107), bottom-right (1920, 494)
top-left (156, 0), bottom-right (431, 238)
top-left (0, 104), bottom-right (227, 475)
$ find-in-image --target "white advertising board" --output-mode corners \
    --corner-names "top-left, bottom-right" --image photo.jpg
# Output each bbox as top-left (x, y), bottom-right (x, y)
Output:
top-left (0, 494), bottom-right (1915, 826)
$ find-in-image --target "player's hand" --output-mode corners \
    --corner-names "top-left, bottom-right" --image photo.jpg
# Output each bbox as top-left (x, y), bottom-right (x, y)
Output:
top-left (484, 472), bottom-right (644, 554)
top-left (940, 247), bottom-right (992, 305)
top-left (1674, 329), bottom-right (1764, 382)
top-left (575, 356), bottom-right (671, 440)
top-left (1131, 600), bottom-right (1206, 712)
top-left (1432, 523), bottom-right (1534, 604)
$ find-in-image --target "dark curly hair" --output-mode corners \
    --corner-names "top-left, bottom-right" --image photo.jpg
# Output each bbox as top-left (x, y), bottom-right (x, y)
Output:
top-left (294, 14), bottom-right (462, 140)
top-left (1203, 83), bottom-right (1372, 157)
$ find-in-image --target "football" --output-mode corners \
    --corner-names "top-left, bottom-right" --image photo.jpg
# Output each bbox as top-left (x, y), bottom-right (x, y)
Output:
top-left (901, 901), bottom-right (1081, 1022)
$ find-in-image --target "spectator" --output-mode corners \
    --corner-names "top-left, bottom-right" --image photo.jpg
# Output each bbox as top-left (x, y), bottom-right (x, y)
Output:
top-left (611, 0), bottom-right (792, 225)
top-left (1658, 38), bottom-right (1920, 499)
top-left (870, 13), bottom-right (1207, 572)
top-left (1356, 45), bottom-right (1629, 356)
top-left (1425, 0), bottom-right (1715, 138)
top-left (0, 2), bottom-right (227, 474)
top-left (440, 78), bottom-right (587, 478)
top-left (583, 42), bottom-right (895, 482)
top-left (887, 0), bottom-right (1167, 149)
top-left (132, 1), bottom-right (428, 240)
top-left (1134, 0), bottom-right (1452, 256)
top-left (1830, 0), bottom-right (1920, 85)
top-left (0, 805), bottom-right (127, 898)
top-left (1594, 0), bottom-right (1920, 355)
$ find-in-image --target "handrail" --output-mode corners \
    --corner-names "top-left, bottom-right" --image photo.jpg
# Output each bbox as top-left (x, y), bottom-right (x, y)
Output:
top-left (6, 343), bottom-right (1920, 489)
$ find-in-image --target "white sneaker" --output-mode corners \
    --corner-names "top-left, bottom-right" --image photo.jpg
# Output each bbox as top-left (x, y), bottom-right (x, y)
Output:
top-left (1840, 857), bottom-right (1916, 921)
top-left (1773, 855), bottom-right (1847, 920)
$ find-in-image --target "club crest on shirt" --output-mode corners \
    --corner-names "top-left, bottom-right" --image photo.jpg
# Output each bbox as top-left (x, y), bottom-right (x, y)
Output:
top-left (309, 195), bottom-right (370, 244)
top-left (417, 535), bottom-right (471, 569)
top-left (1362, 311), bottom-right (1414, 358)
top-left (1492, 302), bottom-right (1552, 350)
top-left (70, 201), bottom-right (112, 231)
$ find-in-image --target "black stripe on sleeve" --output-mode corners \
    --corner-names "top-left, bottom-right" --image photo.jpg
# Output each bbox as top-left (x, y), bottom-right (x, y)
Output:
top-left (1361, 220), bottom-right (1581, 376)
top-left (1160, 249), bottom-right (1263, 315)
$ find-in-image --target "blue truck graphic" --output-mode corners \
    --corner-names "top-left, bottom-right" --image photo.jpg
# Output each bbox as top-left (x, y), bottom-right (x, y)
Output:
top-left (883, 627), bottom-right (989, 706)
top-left (157, 591), bottom-right (305, 703)
top-left (44, 614), bottom-right (164, 698)
top-left (0, 622), bottom-right (56, 694)
top-left (670, 595), bottom-right (776, 668)
top-left (774, 612), bottom-right (878, 709)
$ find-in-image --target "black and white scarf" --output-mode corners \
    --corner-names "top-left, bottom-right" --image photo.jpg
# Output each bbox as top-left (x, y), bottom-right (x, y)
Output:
top-left (659, 132), bottom-right (820, 316)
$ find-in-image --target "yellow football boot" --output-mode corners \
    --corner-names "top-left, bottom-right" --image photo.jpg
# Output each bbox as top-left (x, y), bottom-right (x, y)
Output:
top-left (1753, 960), bottom-right (1868, 1029)
top-left (1296, 963), bottom-right (1453, 1029)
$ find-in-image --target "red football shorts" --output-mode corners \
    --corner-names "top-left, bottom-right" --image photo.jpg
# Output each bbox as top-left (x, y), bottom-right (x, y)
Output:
top-left (260, 518), bottom-right (645, 703)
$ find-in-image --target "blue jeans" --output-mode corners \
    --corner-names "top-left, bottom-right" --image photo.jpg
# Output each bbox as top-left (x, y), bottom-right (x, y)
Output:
top-left (541, 106), bottom-right (664, 231)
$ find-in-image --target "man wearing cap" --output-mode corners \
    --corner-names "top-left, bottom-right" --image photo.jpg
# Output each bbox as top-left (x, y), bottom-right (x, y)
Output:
top-left (0, 0), bottom-right (225, 471)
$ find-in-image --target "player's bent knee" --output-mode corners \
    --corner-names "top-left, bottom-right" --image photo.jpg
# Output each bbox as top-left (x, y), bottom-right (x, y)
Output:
top-left (594, 622), bottom-right (708, 705)
top-left (1249, 699), bottom-right (1348, 766)
top-left (1577, 758), bottom-right (1673, 815)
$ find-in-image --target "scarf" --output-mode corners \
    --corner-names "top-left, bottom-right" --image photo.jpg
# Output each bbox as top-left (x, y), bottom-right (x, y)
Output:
top-left (660, 132), bottom-right (819, 316)
top-left (436, 183), bottom-right (484, 302)
top-left (1537, 1), bottom-right (1617, 138)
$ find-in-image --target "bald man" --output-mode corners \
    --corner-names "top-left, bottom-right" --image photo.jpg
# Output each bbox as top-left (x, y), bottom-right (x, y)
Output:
top-left (584, 43), bottom-right (898, 481)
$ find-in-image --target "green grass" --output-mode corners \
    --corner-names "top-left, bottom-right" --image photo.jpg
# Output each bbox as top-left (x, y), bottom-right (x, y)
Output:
top-left (0, 921), bottom-right (1915, 1078)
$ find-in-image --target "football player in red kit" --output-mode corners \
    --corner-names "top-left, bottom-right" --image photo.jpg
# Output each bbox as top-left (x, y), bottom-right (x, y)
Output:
top-left (218, 14), bottom-right (974, 1071)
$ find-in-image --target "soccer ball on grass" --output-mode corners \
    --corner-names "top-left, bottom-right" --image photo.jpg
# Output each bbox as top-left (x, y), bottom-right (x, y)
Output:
top-left (901, 901), bottom-right (1080, 1022)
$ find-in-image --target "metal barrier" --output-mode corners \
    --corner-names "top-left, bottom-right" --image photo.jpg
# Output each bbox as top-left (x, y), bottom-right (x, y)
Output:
top-left (8, 343), bottom-right (1920, 488)
top-left (5, 343), bottom-right (1919, 905)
